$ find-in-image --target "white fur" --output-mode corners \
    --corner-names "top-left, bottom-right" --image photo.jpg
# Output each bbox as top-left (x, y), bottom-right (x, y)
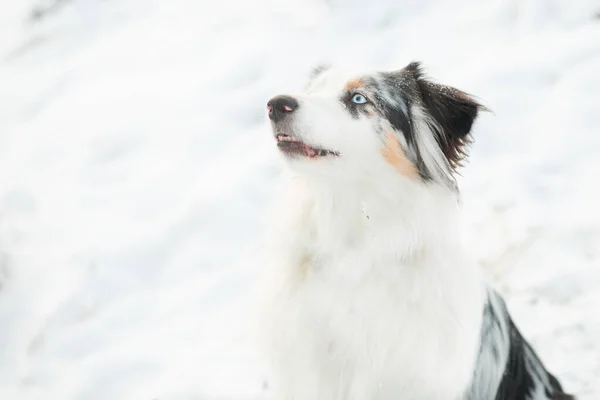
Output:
top-left (258, 67), bottom-right (487, 400)
top-left (412, 106), bottom-right (456, 187)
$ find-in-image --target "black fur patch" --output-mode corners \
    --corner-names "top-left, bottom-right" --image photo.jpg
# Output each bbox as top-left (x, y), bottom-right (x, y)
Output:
top-left (472, 291), bottom-right (574, 400)
top-left (495, 319), bottom-right (567, 400)
top-left (376, 74), bottom-right (414, 146)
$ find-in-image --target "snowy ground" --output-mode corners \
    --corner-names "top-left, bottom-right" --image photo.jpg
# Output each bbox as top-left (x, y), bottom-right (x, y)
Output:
top-left (0, 0), bottom-right (599, 399)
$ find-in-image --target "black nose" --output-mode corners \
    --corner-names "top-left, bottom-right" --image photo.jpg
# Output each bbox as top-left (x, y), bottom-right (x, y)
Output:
top-left (267, 95), bottom-right (299, 123)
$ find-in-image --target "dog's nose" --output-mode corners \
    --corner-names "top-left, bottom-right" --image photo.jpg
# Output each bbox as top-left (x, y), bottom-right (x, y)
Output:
top-left (267, 95), bottom-right (299, 123)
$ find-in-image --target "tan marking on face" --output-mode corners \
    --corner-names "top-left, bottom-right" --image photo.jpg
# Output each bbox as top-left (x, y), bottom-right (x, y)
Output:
top-left (344, 78), bottom-right (365, 91)
top-left (381, 131), bottom-right (418, 179)
top-left (366, 106), bottom-right (378, 117)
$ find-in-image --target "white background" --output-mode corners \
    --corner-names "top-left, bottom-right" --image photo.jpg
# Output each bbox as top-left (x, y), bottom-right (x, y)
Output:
top-left (0, 0), bottom-right (599, 398)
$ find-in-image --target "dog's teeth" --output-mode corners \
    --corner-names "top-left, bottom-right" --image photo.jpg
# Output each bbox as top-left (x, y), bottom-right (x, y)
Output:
top-left (279, 135), bottom-right (297, 142)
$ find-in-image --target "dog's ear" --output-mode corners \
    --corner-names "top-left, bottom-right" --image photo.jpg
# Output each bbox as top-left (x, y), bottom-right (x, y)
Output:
top-left (308, 63), bottom-right (331, 81)
top-left (401, 61), bottom-right (483, 139)
top-left (400, 61), bottom-right (485, 172)
top-left (420, 80), bottom-right (483, 171)
top-left (419, 80), bottom-right (482, 139)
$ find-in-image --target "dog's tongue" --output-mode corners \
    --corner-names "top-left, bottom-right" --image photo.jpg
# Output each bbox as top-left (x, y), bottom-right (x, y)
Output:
top-left (304, 144), bottom-right (317, 157)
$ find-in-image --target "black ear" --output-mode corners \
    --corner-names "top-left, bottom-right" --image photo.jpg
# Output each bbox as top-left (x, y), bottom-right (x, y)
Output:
top-left (419, 80), bottom-right (483, 171)
top-left (419, 80), bottom-right (482, 139)
top-left (402, 62), bottom-right (485, 172)
top-left (400, 61), bottom-right (483, 139)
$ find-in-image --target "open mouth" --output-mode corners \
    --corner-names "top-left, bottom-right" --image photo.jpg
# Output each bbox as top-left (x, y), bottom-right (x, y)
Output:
top-left (276, 134), bottom-right (339, 158)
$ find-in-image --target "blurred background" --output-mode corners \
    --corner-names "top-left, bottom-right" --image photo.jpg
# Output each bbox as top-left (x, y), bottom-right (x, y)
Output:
top-left (0, 0), bottom-right (599, 399)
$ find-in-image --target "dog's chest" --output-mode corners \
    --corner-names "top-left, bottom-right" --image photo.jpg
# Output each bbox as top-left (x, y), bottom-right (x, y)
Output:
top-left (268, 248), bottom-right (484, 400)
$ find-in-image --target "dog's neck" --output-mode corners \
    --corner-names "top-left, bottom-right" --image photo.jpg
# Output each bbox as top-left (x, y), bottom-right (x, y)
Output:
top-left (271, 173), bottom-right (463, 264)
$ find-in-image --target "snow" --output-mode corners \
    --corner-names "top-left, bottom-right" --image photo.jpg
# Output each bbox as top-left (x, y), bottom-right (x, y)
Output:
top-left (1, 0), bottom-right (599, 398)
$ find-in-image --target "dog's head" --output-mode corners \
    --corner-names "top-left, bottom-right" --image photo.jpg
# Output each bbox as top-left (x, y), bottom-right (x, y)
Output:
top-left (266, 62), bottom-right (483, 189)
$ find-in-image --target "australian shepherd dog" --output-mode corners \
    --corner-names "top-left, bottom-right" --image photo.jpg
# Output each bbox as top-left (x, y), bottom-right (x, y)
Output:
top-left (258, 62), bottom-right (573, 400)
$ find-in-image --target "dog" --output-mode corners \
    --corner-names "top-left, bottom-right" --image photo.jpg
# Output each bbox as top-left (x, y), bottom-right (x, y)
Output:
top-left (258, 61), bottom-right (573, 400)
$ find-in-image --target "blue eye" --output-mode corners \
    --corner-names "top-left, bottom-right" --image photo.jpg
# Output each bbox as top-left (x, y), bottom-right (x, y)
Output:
top-left (351, 93), bottom-right (368, 104)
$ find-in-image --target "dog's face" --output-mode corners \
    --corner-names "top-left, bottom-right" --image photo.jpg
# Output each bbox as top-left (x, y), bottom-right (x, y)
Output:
top-left (267, 62), bottom-right (482, 188)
